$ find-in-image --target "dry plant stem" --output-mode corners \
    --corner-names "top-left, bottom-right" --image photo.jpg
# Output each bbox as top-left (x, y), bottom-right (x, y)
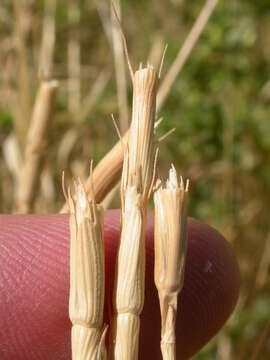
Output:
top-left (217, 332), bottom-right (232, 360)
top-left (68, 180), bottom-right (107, 360)
top-left (60, 0), bottom-right (217, 211)
top-left (101, 182), bottom-right (120, 210)
top-left (95, 0), bottom-right (113, 47)
top-left (255, 232), bottom-right (270, 290)
top-left (68, 0), bottom-right (81, 115)
top-left (157, 0), bottom-right (219, 110)
top-left (57, 70), bottom-right (110, 169)
top-left (60, 113), bottom-right (158, 213)
top-left (60, 131), bottom-right (128, 213)
top-left (2, 134), bottom-right (22, 183)
top-left (13, 0), bottom-right (32, 143)
top-left (111, 65), bottom-right (157, 360)
top-left (15, 80), bottom-right (58, 213)
top-left (148, 35), bottom-right (166, 69)
top-left (154, 165), bottom-right (189, 360)
top-left (111, 0), bottom-right (129, 133)
top-left (38, 0), bottom-right (56, 79)
top-left (250, 317), bottom-right (270, 360)
top-left (80, 70), bottom-right (111, 121)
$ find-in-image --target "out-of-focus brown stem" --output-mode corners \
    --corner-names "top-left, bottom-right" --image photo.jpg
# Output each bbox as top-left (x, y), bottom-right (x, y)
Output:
top-left (15, 80), bottom-right (58, 213)
top-left (38, 0), bottom-right (56, 79)
top-left (13, 0), bottom-right (32, 144)
top-left (111, 0), bottom-right (129, 133)
top-left (68, 0), bottom-right (81, 115)
top-left (157, 0), bottom-right (219, 110)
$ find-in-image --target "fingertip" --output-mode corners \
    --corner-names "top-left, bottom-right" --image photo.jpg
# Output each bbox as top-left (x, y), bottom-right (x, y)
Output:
top-left (0, 212), bottom-right (240, 360)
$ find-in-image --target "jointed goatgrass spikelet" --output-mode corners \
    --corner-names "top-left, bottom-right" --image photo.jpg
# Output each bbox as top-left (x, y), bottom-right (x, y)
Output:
top-left (154, 165), bottom-right (189, 360)
top-left (111, 64), bottom-right (158, 360)
top-left (58, 0), bottom-right (217, 214)
top-left (67, 170), bottom-right (107, 360)
top-left (111, 185), bottom-right (144, 359)
top-left (125, 64), bottom-right (157, 204)
top-left (60, 0), bottom-right (216, 214)
top-left (60, 110), bottom-right (161, 214)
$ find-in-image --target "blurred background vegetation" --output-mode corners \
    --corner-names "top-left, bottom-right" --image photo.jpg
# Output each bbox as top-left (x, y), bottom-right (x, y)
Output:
top-left (0, 0), bottom-right (270, 358)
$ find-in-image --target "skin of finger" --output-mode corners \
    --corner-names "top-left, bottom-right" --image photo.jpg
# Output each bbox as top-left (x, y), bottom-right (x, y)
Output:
top-left (0, 211), bottom-right (240, 359)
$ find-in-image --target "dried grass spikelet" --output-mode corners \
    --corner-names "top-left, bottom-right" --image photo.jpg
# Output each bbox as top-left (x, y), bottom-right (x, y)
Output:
top-left (111, 64), bottom-right (157, 360)
top-left (59, 66), bottom-right (158, 214)
top-left (154, 164), bottom-right (189, 360)
top-left (60, 0), bottom-right (218, 214)
top-left (67, 175), bottom-right (107, 360)
top-left (112, 186), bottom-right (144, 359)
top-left (126, 64), bottom-right (157, 205)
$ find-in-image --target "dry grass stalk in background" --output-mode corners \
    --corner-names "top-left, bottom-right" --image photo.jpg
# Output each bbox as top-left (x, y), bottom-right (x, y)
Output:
top-left (110, 65), bottom-right (157, 360)
top-left (68, 0), bottom-right (81, 115)
top-left (255, 232), bottom-right (270, 290)
top-left (15, 80), bottom-right (58, 213)
top-left (250, 317), bottom-right (270, 360)
top-left (38, 0), bottom-right (56, 79)
top-left (154, 165), bottom-right (189, 360)
top-left (79, 69), bottom-right (111, 121)
top-left (111, 0), bottom-right (129, 133)
top-left (13, 0), bottom-right (32, 143)
top-left (148, 35), bottom-right (166, 69)
top-left (101, 182), bottom-right (120, 209)
top-left (60, 0), bottom-right (217, 212)
top-left (60, 131), bottom-right (129, 213)
top-left (67, 177), bottom-right (107, 360)
top-left (157, 0), bottom-right (219, 110)
top-left (57, 69), bottom-right (111, 171)
top-left (2, 133), bottom-right (22, 184)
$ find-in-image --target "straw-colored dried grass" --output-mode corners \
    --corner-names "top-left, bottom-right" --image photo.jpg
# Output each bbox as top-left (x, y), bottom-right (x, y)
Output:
top-left (68, 178), bottom-right (107, 360)
top-left (154, 165), bottom-right (189, 360)
top-left (110, 64), bottom-right (157, 360)
top-left (15, 80), bottom-right (58, 213)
